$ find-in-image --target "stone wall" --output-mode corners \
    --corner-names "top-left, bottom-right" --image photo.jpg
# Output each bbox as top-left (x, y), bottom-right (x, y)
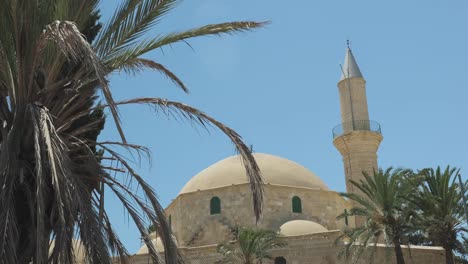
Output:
top-left (126, 231), bottom-right (445, 264)
top-left (165, 184), bottom-right (352, 247)
top-left (267, 232), bottom-right (445, 264)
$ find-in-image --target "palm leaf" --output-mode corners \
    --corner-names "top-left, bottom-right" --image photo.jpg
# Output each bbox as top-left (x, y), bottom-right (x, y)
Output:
top-left (409, 166), bottom-right (466, 260)
top-left (118, 58), bottom-right (188, 93)
top-left (337, 167), bottom-right (414, 264)
top-left (96, 0), bottom-right (179, 56)
top-left (102, 21), bottom-right (267, 71)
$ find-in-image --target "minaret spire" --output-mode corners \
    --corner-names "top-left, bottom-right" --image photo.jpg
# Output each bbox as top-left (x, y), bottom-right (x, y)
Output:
top-left (340, 46), bottom-right (363, 81)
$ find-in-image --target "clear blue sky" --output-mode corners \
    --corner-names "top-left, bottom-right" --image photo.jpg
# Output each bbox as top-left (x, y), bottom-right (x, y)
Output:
top-left (98, 0), bottom-right (468, 253)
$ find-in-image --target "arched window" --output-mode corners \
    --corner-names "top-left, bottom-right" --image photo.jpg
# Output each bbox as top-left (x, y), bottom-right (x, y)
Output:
top-left (275, 256), bottom-right (286, 264)
top-left (210, 197), bottom-right (221, 215)
top-left (292, 196), bottom-right (302, 213)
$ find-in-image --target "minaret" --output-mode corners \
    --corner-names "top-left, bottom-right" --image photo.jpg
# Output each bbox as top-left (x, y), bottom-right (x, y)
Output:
top-left (333, 45), bottom-right (383, 227)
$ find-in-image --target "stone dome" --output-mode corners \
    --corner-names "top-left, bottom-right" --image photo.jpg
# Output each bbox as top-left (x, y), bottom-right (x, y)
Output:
top-left (179, 153), bottom-right (328, 194)
top-left (136, 233), bottom-right (178, 255)
top-left (136, 238), bottom-right (164, 255)
top-left (279, 220), bottom-right (328, 236)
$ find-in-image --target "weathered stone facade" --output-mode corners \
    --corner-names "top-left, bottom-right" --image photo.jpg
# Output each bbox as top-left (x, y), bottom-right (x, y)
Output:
top-left (166, 183), bottom-right (352, 247)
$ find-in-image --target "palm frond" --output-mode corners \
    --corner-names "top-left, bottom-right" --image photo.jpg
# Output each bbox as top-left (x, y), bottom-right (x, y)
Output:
top-left (118, 58), bottom-right (188, 93)
top-left (410, 166), bottom-right (466, 255)
top-left (337, 167), bottom-right (414, 264)
top-left (102, 21), bottom-right (268, 72)
top-left (99, 145), bottom-right (182, 263)
top-left (96, 0), bottom-right (179, 56)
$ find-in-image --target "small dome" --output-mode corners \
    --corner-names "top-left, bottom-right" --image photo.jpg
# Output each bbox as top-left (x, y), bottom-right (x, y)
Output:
top-left (179, 153), bottom-right (328, 194)
top-left (136, 233), bottom-right (177, 255)
top-left (279, 220), bottom-right (328, 236)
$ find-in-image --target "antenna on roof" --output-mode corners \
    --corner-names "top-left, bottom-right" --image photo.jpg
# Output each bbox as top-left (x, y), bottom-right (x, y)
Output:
top-left (347, 39), bottom-right (350, 49)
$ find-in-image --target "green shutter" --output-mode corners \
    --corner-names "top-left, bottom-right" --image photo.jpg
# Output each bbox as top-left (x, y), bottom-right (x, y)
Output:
top-left (210, 197), bottom-right (221, 215)
top-left (292, 196), bottom-right (302, 213)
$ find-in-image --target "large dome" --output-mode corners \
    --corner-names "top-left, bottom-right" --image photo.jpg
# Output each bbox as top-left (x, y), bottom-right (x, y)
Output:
top-left (179, 153), bottom-right (328, 194)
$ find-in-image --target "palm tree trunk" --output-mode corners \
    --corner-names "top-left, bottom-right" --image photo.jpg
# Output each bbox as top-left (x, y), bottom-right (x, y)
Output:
top-left (392, 237), bottom-right (406, 264)
top-left (444, 246), bottom-right (454, 264)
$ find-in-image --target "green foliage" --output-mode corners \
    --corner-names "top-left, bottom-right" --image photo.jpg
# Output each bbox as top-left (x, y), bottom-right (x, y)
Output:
top-left (408, 166), bottom-right (468, 264)
top-left (217, 227), bottom-right (286, 264)
top-left (337, 166), bottom-right (468, 264)
top-left (0, 0), bottom-right (266, 263)
top-left (336, 168), bottom-right (415, 264)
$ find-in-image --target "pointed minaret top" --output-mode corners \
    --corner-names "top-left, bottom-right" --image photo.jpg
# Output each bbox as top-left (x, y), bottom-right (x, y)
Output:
top-left (340, 47), bottom-right (363, 81)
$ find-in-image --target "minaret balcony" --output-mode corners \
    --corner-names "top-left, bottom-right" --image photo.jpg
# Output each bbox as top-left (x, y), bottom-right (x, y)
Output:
top-left (332, 120), bottom-right (381, 139)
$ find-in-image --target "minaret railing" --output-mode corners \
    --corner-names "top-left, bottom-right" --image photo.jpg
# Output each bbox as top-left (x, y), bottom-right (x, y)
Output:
top-left (332, 120), bottom-right (381, 139)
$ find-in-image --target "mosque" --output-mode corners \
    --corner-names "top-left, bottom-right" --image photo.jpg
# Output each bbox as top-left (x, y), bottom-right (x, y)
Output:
top-left (126, 48), bottom-right (445, 264)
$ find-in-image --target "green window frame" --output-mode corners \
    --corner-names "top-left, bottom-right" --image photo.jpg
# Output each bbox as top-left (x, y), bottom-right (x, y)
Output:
top-left (292, 196), bottom-right (302, 213)
top-left (210, 196), bottom-right (221, 215)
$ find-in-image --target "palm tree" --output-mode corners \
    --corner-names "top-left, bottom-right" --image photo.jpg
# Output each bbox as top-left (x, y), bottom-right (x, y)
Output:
top-left (217, 227), bottom-right (286, 264)
top-left (0, 0), bottom-right (266, 263)
top-left (409, 166), bottom-right (467, 264)
top-left (336, 168), bottom-right (414, 264)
